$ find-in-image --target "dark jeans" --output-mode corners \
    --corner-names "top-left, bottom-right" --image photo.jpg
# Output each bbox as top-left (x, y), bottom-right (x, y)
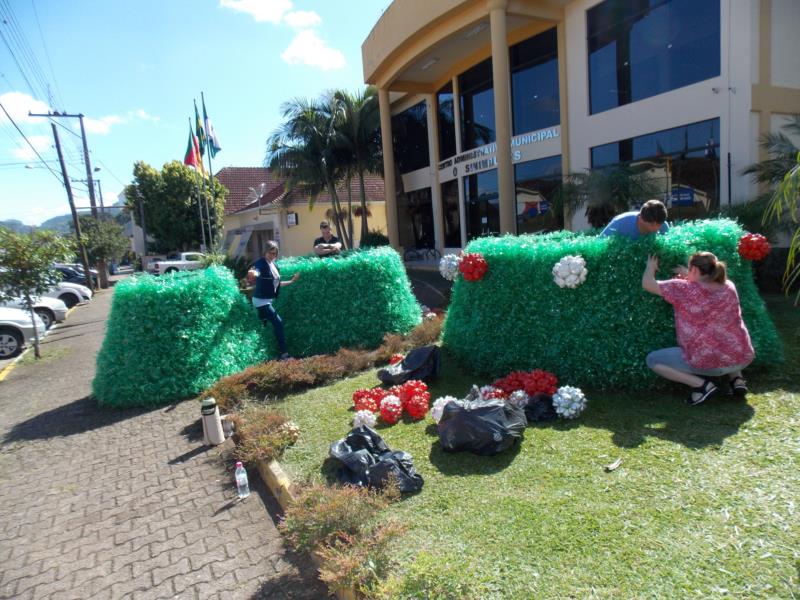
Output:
top-left (257, 303), bottom-right (286, 354)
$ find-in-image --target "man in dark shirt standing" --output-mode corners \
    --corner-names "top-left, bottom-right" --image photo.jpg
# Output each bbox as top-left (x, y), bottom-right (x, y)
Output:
top-left (313, 220), bottom-right (342, 256)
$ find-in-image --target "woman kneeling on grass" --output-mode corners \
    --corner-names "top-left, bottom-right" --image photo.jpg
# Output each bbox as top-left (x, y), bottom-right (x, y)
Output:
top-left (642, 251), bottom-right (754, 406)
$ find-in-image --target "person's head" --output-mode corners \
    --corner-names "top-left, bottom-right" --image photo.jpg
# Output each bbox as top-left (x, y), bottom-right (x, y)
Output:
top-left (319, 220), bottom-right (332, 239)
top-left (264, 240), bottom-right (279, 260)
top-left (637, 199), bottom-right (668, 234)
top-left (688, 251), bottom-right (727, 284)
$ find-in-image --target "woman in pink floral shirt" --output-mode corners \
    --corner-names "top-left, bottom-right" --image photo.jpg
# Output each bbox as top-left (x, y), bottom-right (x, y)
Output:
top-left (642, 252), bottom-right (755, 406)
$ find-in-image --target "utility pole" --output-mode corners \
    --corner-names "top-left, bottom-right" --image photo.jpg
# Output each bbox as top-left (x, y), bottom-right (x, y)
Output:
top-left (96, 179), bottom-right (105, 215)
top-left (30, 111), bottom-right (98, 218)
top-left (51, 123), bottom-right (94, 291)
top-left (136, 187), bottom-right (148, 261)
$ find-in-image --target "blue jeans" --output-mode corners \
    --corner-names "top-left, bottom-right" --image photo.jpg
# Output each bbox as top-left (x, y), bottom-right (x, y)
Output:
top-left (257, 303), bottom-right (286, 354)
top-left (646, 347), bottom-right (750, 377)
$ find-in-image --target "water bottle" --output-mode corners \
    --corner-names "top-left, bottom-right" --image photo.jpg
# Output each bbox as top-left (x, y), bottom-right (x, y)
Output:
top-left (235, 462), bottom-right (250, 499)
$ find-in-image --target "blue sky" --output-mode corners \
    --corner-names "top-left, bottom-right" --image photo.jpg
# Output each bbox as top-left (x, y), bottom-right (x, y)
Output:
top-left (0, 0), bottom-right (389, 225)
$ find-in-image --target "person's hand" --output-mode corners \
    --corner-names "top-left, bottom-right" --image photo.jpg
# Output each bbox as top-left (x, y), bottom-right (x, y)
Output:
top-left (291, 273), bottom-right (299, 283)
top-left (246, 269), bottom-right (257, 284)
top-left (672, 265), bottom-right (688, 278)
top-left (646, 255), bottom-right (659, 273)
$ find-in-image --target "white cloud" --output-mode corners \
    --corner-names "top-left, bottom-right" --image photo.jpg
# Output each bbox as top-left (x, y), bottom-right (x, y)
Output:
top-left (131, 109), bottom-right (160, 123)
top-left (281, 30), bottom-right (346, 70)
top-left (81, 115), bottom-right (123, 135)
top-left (219, 0), bottom-right (292, 23)
top-left (11, 135), bottom-right (51, 160)
top-left (0, 91), bottom-right (50, 125)
top-left (283, 10), bottom-right (321, 28)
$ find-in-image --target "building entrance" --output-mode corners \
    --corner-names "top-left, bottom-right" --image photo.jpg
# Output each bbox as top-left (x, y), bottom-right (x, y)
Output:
top-left (464, 169), bottom-right (500, 240)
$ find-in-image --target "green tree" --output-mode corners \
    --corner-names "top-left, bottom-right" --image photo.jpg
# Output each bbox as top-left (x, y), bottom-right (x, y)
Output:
top-left (331, 87), bottom-right (382, 242)
top-left (77, 216), bottom-right (130, 288)
top-left (124, 160), bottom-right (227, 253)
top-left (0, 228), bottom-right (74, 358)
top-left (266, 96), bottom-right (352, 248)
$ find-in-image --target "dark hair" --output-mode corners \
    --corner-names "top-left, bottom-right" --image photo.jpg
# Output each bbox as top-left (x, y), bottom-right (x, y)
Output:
top-left (639, 199), bottom-right (668, 224)
top-left (689, 251), bottom-right (727, 284)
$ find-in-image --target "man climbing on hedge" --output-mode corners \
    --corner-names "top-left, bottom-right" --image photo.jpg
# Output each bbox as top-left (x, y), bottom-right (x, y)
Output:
top-left (600, 199), bottom-right (670, 240)
top-left (313, 221), bottom-right (342, 257)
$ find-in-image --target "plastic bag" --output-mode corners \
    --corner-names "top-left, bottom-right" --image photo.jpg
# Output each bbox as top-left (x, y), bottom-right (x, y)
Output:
top-left (329, 426), bottom-right (424, 493)
top-left (437, 399), bottom-right (526, 455)
top-left (523, 392), bottom-right (557, 422)
top-left (377, 345), bottom-right (440, 385)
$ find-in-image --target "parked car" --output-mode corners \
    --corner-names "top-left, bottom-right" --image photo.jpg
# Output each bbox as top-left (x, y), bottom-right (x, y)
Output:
top-left (144, 255), bottom-right (167, 274)
top-left (44, 281), bottom-right (92, 308)
top-left (0, 307), bottom-right (46, 359)
top-left (152, 252), bottom-right (205, 275)
top-left (54, 265), bottom-right (97, 287)
top-left (0, 296), bottom-right (68, 329)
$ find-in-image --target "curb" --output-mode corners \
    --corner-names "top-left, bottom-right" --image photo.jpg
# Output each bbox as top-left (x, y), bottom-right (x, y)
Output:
top-left (254, 457), bottom-right (358, 600)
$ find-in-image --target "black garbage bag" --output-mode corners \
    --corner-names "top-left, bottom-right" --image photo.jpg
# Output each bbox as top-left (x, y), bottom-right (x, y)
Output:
top-left (523, 393), bottom-right (557, 422)
top-left (329, 426), bottom-right (424, 493)
top-left (437, 400), bottom-right (526, 455)
top-left (377, 345), bottom-right (440, 385)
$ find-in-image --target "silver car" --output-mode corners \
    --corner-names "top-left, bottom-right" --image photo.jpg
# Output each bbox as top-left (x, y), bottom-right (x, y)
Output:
top-left (0, 307), bottom-right (47, 359)
top-left (0, 296), bottom-right (68, 329)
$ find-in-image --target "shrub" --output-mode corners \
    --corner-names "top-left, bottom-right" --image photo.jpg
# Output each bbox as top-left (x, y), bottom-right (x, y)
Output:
top-left (374, 551), bottom-right (486, 600)
top-left (279, 482), bottom-right (399, 554)
top-left (317, 522), bottom-right (407, 596)
top-left (360, 229), bottom-right (390, 247)
top-left (442, 219), bottom-right (783, 389)
top-left (228, 405), bottom-right (299, 464)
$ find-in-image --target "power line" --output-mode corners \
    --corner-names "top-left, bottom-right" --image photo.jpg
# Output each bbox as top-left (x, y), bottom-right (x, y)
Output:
top-left (93, 157), bottom-right (126, 187)
top-left (0, 0), bottom-right (52, 104)
top-left (30, 0), bottom-right (63, 110)
top-left (0, 99), bottom-right (62, 184)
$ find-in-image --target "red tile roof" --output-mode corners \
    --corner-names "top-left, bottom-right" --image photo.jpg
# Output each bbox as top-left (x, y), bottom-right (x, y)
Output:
top-left (215, 167), bottom-right (385, 215)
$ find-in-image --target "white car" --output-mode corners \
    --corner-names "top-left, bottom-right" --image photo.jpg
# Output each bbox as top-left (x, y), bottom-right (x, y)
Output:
top-left (44, 282), bottom-right (92, 308)
top-left (0, 307), bottom-right (46, 359)
top-left (0, 296), bottom-right (68, 329)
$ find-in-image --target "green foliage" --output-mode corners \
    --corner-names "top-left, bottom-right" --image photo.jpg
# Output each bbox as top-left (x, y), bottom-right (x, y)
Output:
top-left (279, 482), bottom-right (399, 554)
top-left (123, 160), bottom-right (227, 253)
top-left (94, 248), bottom-right (421, 407)
top-left (360, 229), bottom-right (390, 247)
top-left (77, 215), bottom-right (129, 263)
top-left (374, 551), bottom-right (486, 600)
top-left (93, 266), bottom-right (269, 408)
top-left (442, 219), bottom-right (783, 388)
top-left (0, 228), bottom-right (74, 305)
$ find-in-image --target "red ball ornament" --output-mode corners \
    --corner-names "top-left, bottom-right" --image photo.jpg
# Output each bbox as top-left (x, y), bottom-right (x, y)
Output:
top-left (738, 233), bottom-right (771, 262)
top-left (493, 368), bottom-right (559, 397)
top-left (459, 253), bottom-right (488, 282)
top-left (379, 395), bottom-right (403, 424)
top-left (352, 387), bottom-right (388, 413)
top-left (404, 394), bottom-right (430, 420)
top-left (389, 354), bottom-right (404, 365)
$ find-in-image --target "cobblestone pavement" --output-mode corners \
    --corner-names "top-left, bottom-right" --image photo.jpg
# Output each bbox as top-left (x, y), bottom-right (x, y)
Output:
top-left (0, 282), bottom-right (327, 599)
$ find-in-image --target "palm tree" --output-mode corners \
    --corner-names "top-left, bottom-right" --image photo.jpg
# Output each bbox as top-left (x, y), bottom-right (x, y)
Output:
top-left (331, 87), bottom-right (382, 242)
top-left (265, 96), bottom-right (352, 248)
top-left (749, 116), bottom-right (800, 302)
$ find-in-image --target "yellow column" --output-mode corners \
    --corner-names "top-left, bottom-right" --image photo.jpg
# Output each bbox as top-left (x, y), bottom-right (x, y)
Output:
top-left (488, 0), bottom-right (516, 234)
top-left (378, 88), bottom-right (399, 247)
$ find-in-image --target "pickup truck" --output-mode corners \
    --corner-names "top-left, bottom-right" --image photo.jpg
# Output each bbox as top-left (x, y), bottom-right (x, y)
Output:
top-left (152, 252), bottom-right (205, 275)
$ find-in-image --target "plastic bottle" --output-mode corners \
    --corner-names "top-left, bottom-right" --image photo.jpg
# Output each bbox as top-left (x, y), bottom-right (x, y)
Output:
top-left (235, 461), bottom-right (250, 499)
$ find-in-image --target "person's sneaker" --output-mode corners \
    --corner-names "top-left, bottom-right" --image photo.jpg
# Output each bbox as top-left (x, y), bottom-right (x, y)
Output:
top-left (728, 376), bottom-right (748, 397)
top-left (687, 380), bottom-right (718, 406)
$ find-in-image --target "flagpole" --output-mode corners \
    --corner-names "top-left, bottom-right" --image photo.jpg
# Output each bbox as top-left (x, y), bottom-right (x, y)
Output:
top-left (188, 117), bottom-right (207, 251)
top-left (201, 92), bottom-right (217, 246)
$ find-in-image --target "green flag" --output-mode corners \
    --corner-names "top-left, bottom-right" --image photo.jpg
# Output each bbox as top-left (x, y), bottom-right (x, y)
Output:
top-left (194, 99), bottom-right (206, 158)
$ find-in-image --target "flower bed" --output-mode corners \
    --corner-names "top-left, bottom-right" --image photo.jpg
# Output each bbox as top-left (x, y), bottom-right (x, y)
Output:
top-left (442, 219), bottom-right (783, 388)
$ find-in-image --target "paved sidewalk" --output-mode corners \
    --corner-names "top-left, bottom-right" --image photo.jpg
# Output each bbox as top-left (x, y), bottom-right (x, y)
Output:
top-left (0, 283), bottom-right (327, 599)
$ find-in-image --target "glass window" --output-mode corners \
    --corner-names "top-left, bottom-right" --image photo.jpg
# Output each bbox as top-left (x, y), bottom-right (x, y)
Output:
top-left (437, 82), bottom-right (456, 161)
top-left (591, 118), bottom-right (720, 219)
top-left (515, 155), bottom-right (563, 234)
top-left (510, 27), bottom-right (560, 134)
top-left (441, 179), bottom-right (461, 247)
top-left (587, 0), bottom-right (720, 114)
top-left (397, 187), bottom-right (434, 249)
top-left (391, 101), bottom-right (430, 174)
top-left (459, 58), bottom-right (495, 151)
top-left (464, 169), bottom-right (500, 240)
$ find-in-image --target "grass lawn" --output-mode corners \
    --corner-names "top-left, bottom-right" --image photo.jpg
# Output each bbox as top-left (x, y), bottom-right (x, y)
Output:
top-left (275, 295), bottom-right (799, 598)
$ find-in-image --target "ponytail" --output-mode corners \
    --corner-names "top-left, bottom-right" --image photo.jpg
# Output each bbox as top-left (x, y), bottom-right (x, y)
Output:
top-left (689, 252), bottom-right (727, 284)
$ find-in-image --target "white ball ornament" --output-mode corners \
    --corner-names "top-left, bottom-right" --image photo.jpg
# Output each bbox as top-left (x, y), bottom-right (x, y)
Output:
top-left (352, 409), bottom-right (377, 428)
top-left (552, 255), bottom-right (588, 289)
top-left (507, 390), bottom-right (529, 408)
top-left (552, 385), bottom-right (587, 419)
top-left (439, 254), bottom-right (462, 281)
top-left (431, 396), bottom-right (459, 424)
